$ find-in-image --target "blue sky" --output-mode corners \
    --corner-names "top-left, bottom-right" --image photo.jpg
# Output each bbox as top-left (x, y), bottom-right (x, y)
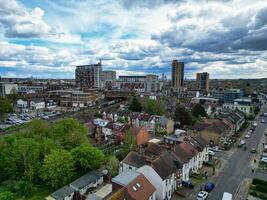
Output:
top-left (0, 0), bottom-right (267, 79)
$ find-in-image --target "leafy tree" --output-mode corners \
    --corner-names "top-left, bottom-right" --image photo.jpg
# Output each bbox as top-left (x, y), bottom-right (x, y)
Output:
top-left (144, 100), bottom-right (165, 115)
top-left (174, 106), bottom-right (194, 126)
top-left (192, 103), bottom-right (206, 117)
top-left (40, 150), bottom-right (75, 189)
top-left (10, 138), bottom-right (41, 181)
top-left (0, 97), bottom-right (13, 120)
top-left (117, 116), bottom-right (128, 124)
top-left (23, 119), bottom-right (50, 139)
top-left (119, 131), bottom-right (137, 160)
top-left (0, 191), bottom-right (15, 200)
top-left (129, 96), bottom-right (142, 112)
top-left (106, 156), bottom-right (119, 177)
top-left (51, 118), bottom-right (88, 149)
top-left (71, 144), bottom-right (105, 171)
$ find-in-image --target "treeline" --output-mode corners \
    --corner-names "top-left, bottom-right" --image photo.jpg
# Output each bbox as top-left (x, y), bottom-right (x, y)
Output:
top-left (0, 118), bottom-right (105, 199)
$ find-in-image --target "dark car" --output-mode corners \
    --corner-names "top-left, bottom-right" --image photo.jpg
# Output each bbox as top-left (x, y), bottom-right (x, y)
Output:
top-left (182, 180), bottom-right (194, 189)
top-left (204, 182), bottom-right (215, 192)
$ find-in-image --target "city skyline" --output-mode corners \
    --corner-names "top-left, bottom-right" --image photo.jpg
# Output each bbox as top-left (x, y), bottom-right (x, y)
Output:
top-left (0, 0), bottom-right (267, 79)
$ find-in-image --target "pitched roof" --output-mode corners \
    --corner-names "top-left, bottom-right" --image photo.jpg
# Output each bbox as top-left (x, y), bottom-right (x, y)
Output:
top-left (159, 116), bottom-right (169, 126)
top-left (152, 156), bottom-right (173, 180)
top-left (122, 125), bottom-right (144, 136)
top-left (191, 135), bottom-right (208, 150)
top-left (122, 151), bottom-right (149, 168)
top-left (125, 174), bottom-right (156, 200)
top-left (179, 142), bottom-right (198, 157)
top-left (70, 171), bottom-right (102, 190)
top-left (112, 170), bottom-right (141, 187)
top-left (146, 143), bottom-right (167, 156)
top-left (51, 186), bottom-right (75, 199)
top-left (172, 145), bottom-right (192, 163)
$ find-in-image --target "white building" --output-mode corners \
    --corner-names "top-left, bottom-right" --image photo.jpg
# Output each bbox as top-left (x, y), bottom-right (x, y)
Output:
top-left (30, 100), bottom-right (45, 110)
top-left (223, 98), bottom-right (253, 115)
top-left (17, 99), bottom-right (28, 113)
top-left (0, 82), bottom-right (18, 97)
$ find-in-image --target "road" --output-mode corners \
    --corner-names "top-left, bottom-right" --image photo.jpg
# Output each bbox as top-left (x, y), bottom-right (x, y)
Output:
top-left (208, 105), bottom-right (267, 200)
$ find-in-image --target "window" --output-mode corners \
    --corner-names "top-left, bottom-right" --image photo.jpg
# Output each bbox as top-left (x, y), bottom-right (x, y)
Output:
top-left (129, 166), bottom-right (132, 170)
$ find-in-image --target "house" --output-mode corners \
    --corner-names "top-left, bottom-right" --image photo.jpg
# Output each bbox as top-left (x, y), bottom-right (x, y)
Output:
top-left (111, 171), bottom-right (156, 200)
top-left (138, 152), bottom-right (182, 200)
top-left (121, 125), bottom-right (149, 146)
top-left (223, 98), bottom-right (253, 115)
top-left (70, 171), bottom-right (103, 195)
top-left (192, 119), bottom-right (232, 146)
top-left (17, 99), bottom-right (28, 113)
top-left (30, 99), bottom-right (45, 110)
top-left (48, 186), bottom-right (75, 200)
top-left (119, 151), bottom-right (149, 173)
top-left (149, 115), bottom-right (174, 134)
top-left (103, 122), bottom-right (126, 141)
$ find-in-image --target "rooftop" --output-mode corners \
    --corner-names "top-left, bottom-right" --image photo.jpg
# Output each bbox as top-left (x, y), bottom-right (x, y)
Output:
top-left (112, 170), bottom-right (141, 187)
top-left (51, 186), bottom-right (75, 200)
top-left (70, 171), bottom-right (102, 190)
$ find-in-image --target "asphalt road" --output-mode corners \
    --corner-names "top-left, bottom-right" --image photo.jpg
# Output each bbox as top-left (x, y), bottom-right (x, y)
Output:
top-left (208, 105), bottom-right (267, 200)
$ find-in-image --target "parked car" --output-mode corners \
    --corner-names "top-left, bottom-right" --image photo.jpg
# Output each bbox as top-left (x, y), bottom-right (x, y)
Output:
top-left (204, 182), bottom-right (215, 192)
top-left (261, 119), bottom-right (265, 123)
top-left (250, 148), bottom-right (257, 153)
top-left (245, 134), bottom-right (251, 139)
top-left (197, 191), bottom-right (208, 200)
top-left (208, 150), bottom-right (215, 156)
top-left (182, 180), bottom-right (194, 189)
top-left (238, 140), bottom-right (246, 147)
top-left (260, 157), bottom-right (267, 163)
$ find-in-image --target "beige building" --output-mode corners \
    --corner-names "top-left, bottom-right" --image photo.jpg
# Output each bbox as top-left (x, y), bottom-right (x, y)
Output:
top-left (171, 60), bottom-right (184, 90)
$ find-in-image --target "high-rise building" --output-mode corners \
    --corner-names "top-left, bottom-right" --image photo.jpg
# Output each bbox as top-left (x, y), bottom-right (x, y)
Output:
top-left (75, 61), bottom-right (102, 89)
top-left (118, 76), bottom-right (146, 92)
top-left (145, 74), bottom-right (159, 93)
top-left (171, 60), bottom-right (184, 89)
top-left (211, 89), bottom-right (244, 103)
top-left (196, 72), bottom-right (209, 93)
top-left (101, 71), bottom-right (116, 89)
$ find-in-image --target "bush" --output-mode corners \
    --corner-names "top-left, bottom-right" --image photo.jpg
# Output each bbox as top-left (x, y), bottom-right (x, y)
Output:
top-left (252, 178), bottom-right (267, 187)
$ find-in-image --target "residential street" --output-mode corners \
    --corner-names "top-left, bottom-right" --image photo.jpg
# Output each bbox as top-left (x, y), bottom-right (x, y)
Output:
top-left (208, 105), bottom-right (267, 200)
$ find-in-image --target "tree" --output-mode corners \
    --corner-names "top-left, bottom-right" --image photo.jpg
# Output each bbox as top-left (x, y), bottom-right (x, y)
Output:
top-left (119, 131), bottom-right (137, 160)
top-left (51, 118), bottom-right (88, 149)
top-left (12, 138), bottom-right (41, 181)
top-left (129, 96), bottom-right (142, 112)
top-left (0, 191), bottom-right (15, 200)
top-left (174, 106), bottom-right (194, 126)
top-left (40, 150), bottom-right (75, 189)
top-left (192, 103), bottom-right (206, 117)
top-left (144, 100), bottom-right (165, 115)
top-left (106, 156), bottom-right (119, 177)
top-left (71, 144), bottom-right (105, 171)
top-left (0, 97), bottom-right (13, 120)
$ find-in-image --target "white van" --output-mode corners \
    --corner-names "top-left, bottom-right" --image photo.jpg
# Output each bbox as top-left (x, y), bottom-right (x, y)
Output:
top-left (222, 192), bottom-right (232, 200)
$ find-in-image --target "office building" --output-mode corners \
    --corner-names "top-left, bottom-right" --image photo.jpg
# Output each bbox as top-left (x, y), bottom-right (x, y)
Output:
top-left (75, 61), bottom-right (102, 89)
top-left (211, 89), bottom-right (244, 103)
top-left (196, 72), bottom-right (209, 93)
top-left (101, 71), bottom-right (116, 89)
top-left (118, 76), bottom-right (146, 92)
top-left (172, 60), bottom-right (184, 89)
top-left (0, 82), bottom-right (18, 97)
top-left (145, 74), bottom-right (159, 93)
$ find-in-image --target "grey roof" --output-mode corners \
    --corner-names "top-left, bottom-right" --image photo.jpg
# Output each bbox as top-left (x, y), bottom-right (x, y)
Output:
top-left (112, 170), bottom-right (140, 187)
top-left (159, 116), bottom-right (169, 125)
top-left (51, 186), bottom-right (75, 199)
top-left (87, 194), bottom-right (102, 200)
top-left (70, 171), bottom-right (103, 190)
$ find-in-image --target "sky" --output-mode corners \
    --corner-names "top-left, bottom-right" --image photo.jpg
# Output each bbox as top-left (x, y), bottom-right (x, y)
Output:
top-left (0, 0), bottom-right (267, 79)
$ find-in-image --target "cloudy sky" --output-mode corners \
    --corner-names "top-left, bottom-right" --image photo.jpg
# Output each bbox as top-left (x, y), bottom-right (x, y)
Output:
top-left (0, 0), bottom-right (267, 79)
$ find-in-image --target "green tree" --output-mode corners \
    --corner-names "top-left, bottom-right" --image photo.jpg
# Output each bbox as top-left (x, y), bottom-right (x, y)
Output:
top-left (106, 156), bottom-right (119, 177)
top-left (40, 150), bottom-right (75, 189)
top-left (174, 106), bottom-right (194, 126)
top-left (0, 191), bottom-right (15, 200)
top-left (71, 144), bottom-right (105, 171)
top-left (51, 118), bottom-right (88, 149)
top-left (144, 100), bottom-right (165, 115)
top-left (0, 97), bottom-right (13, 120)
top-left (11, 138), bottom-right (41, 181)
top-left (119, 131), bottom-right (137, 160)
top-left (129, 96), bottom-right (142, 112)
top-left (192, 103), bottom-right (206, 117)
